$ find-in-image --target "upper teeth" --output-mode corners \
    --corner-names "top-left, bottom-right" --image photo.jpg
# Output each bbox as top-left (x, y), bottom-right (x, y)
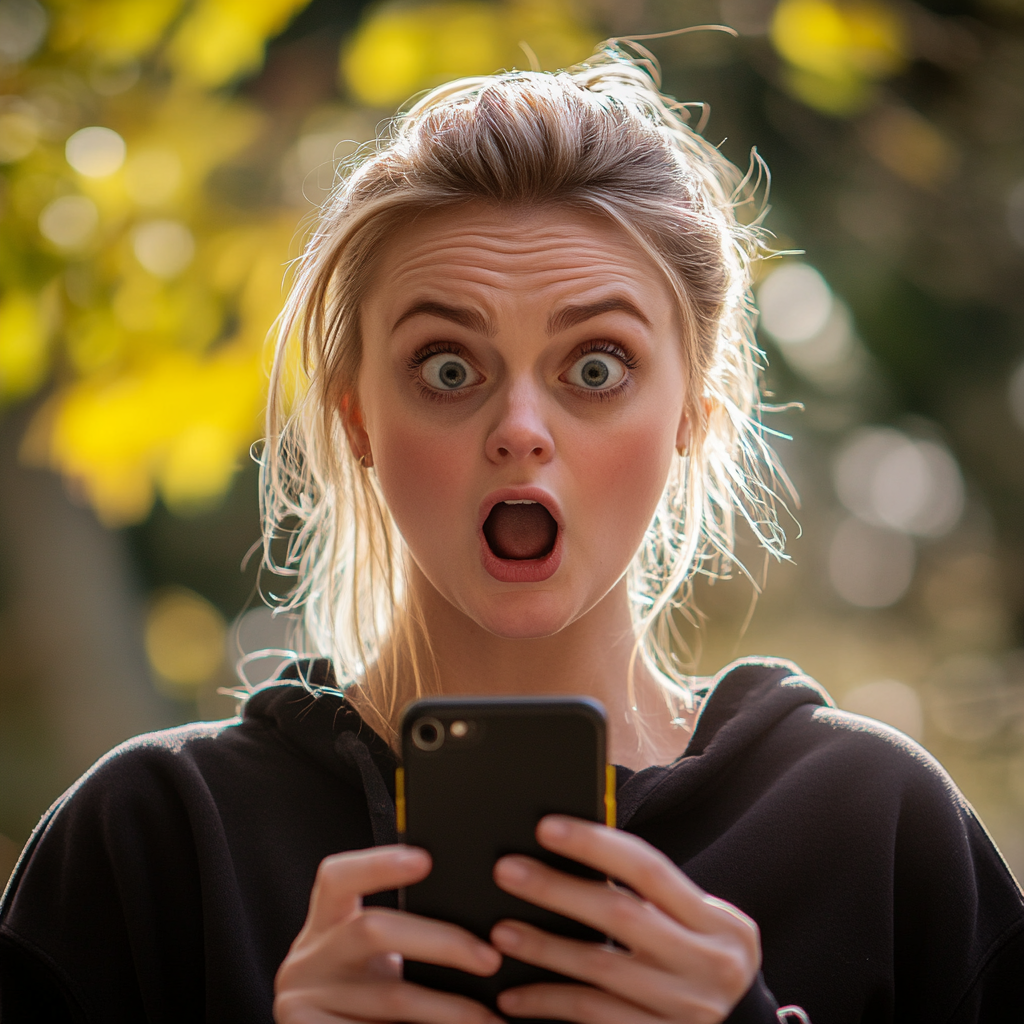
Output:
top-left (503, 500), bottom-right (537, 505)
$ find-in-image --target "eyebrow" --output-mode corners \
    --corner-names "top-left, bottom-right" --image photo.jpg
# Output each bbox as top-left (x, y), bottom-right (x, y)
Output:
top-left (547, 298), bottom-right (652, 335)
top-left (391, 301), bottom-right (494, 336)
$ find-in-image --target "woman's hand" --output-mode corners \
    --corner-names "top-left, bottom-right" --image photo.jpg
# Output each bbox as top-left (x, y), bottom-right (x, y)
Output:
top-left (274, 845), bottom-right (502, 1024)
top-left (491, 817), bottom-right (761, 1024)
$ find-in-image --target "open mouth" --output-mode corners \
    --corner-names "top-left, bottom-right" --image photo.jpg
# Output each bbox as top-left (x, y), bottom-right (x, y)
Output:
top-left (482, 500), bottom-right (558, 561)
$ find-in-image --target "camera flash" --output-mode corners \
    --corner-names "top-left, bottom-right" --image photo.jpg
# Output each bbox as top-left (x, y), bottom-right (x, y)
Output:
top-left (450, 720), bottom-right (468, 737)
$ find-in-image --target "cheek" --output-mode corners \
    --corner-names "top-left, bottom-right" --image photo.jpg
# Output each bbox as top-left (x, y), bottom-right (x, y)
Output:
top-left (574, 408), bottom-right (676, 545)
top-left (371, 415), bottom-right (474, 543)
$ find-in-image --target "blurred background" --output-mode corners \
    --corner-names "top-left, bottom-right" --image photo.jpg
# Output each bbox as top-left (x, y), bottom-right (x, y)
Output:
top-left (1, 0), bottom-right (1023, 886)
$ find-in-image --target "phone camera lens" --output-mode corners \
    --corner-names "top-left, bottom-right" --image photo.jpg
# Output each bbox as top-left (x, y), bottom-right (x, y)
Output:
top-left (412, 716), bottom-right (444, 751)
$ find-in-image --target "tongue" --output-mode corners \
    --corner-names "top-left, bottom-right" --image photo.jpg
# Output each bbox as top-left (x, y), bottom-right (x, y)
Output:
top-left (483, 503), bottom-right (557, 560)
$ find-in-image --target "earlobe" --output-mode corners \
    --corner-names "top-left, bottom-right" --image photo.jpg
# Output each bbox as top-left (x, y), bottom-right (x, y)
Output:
top-left (676, 409), bottom-right (692, 457)
top-left (677, 396), bottom-right (716, 455)
top-left (340, 392), bottom-right (373, 466)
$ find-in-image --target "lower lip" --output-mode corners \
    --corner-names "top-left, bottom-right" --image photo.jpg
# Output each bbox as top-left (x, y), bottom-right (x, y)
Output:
top-left (479, 529), bottom-right (562, 583)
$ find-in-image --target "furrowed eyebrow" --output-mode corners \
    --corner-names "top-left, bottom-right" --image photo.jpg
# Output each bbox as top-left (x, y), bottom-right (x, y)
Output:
top-left (547, 297), bottom-right (652, 335)
top-left (391, 301), bottom-right (494, 336)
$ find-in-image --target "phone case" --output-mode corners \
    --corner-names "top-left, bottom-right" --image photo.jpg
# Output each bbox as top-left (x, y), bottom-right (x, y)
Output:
top-left (398, 696), bottom-right (613, 1019)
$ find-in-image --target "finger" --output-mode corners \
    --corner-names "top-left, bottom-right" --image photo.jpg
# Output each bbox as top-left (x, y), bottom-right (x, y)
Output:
top-left (491, 919), bottom-right (735, 1018)
top-left (492, 853), bottom-right (692, 967)
top-left (305, 846), bottom-right (431, 932)
top-left (498, 982), bottom-right (660, 1024)
top-left (536, 818), bottom-right (740, 934)
top-left (315, 908), bottom-right (501, 977)
top-left (493, 853), bottom-right (758, 980)
top-left (276, 980), bottom-right (503, 1024)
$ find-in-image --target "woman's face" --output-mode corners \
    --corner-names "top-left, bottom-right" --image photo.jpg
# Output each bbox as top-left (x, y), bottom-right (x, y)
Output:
top-left (351, 204), bottom-right (690, 639)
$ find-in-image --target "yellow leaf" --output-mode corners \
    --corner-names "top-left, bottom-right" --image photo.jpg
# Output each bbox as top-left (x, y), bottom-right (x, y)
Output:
top-left (770, 0), bottom-right (906, 115)
top-left (43, 342), bottom-right (265, 524)
top-left (0, 291), bottom-right (48, 399)
top-left (341, 1), bottom-right (597, 107)
top-left (342, 8), bottom-right (432, 106)
top-left (166, 0), bottom-right (312, 87)
top-left (52, 0), bottom-right (185, 59)
top-left (159, 422), bottom-right (239, 512)
top-left (772, 0), bottom-right (849, 77)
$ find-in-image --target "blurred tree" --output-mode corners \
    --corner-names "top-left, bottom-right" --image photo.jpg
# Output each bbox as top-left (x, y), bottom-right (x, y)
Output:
top-left (2, 0), bottom-right (1024, 880)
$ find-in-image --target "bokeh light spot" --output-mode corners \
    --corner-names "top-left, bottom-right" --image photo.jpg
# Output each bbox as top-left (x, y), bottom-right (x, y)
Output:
top-left (0, 104), bottom-right (39, 162)
top-left (833, 427), bottom-right (963, 537)
top-left (0, 0), bottom-right (47, 65)
top-left (38, 194), bottom-right (99, 249)
top-left (828, 517), bottom-right (915, 607)
top-left (145, 587), bottom-right (226, 692)
top-left (929, 655), bottom-right (1011, 742)
top-left (861, 105), bottom-right (958, 190)
top-left (132, 219), bottom-right (195, 278)
top-left (758, 263), bottom-right (833, 344)
top-left (65, 125), bottom-right (126, 178)
top-left (842, 679), bottom-right (923, 740)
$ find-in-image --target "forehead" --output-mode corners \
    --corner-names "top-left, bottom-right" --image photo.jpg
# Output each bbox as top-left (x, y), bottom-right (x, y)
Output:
top-left (363, 203), bottom-right (675, 312)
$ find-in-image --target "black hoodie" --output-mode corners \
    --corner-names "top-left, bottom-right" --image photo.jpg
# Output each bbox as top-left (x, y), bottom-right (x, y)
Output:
top-left (1, 657), bottom-right (1021, 1023)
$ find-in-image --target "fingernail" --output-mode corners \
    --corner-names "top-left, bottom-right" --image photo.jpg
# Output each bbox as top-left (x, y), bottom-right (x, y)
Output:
top-left (492, 923), bottom-right (520, 949)
top-left (539, 815), bottom-right (570, 840)
top-left (495, 856), bottom-right (529, 884)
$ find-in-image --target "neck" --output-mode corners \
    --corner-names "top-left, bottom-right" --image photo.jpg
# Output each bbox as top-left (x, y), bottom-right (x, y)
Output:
top-left (362, 566), bottom-right (692, 770)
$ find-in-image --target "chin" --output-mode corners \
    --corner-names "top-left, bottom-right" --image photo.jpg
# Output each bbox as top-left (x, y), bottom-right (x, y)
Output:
top-left (470, 592), bottom-right (579, 640)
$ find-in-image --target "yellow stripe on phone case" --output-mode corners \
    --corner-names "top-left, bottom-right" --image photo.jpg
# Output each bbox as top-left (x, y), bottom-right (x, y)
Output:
top-left (395, 767), bottom-right (406, 834)
top-left (605, 763), bottom-right (616, 827)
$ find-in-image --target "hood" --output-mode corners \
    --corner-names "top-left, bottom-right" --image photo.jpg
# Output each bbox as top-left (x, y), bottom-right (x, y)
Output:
top-left (240, 656), bottom-right (832, 839)
top-left (616, 657), bottom-right (833, 830)
top-left (242, 659), bottom-right (400, 846)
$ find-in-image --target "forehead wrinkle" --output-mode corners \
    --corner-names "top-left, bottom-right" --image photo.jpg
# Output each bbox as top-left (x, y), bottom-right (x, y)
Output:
top-left (367, 209), bottom-right (674, 334)
top-left (383, 242), bottom-right (656, 295)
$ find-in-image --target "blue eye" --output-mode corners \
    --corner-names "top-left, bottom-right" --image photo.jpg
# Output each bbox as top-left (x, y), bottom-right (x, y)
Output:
top-left (565, 352), bottom-right (626, 390)
top-left (420, 353), bottom-right (481, 391)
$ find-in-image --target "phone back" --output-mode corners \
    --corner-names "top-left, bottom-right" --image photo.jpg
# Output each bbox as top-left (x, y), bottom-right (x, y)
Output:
top-left (399, 697), bottom-right (610, 1015)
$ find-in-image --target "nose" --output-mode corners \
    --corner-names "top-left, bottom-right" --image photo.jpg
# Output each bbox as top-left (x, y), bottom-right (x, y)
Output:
top-left (484, 378), bottom-right (554, 464)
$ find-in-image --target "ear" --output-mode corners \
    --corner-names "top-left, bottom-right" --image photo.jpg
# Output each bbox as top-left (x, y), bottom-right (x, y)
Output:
top-left (676, 406), bottom-right (692, 453)
top-left (676, 395), bottom-right (715, 454)
top-left (340, 392), bottom-right (372, 463)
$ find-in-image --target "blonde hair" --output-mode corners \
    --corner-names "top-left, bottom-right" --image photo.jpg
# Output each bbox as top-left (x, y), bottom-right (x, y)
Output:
top-left (261, 43), bottom-right (790, 745)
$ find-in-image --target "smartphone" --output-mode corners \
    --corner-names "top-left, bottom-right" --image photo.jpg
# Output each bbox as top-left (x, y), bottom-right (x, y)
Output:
top-left (398, 696), bottom-right (614, 1017)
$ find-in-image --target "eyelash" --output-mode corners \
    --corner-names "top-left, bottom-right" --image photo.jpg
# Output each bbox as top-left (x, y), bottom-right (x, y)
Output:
top-left (406, 342), bottom-right (477, 403)
top-left (567, 341), bottom-right (639, 400)
top-left (405, 340), bottom-right (641, 402)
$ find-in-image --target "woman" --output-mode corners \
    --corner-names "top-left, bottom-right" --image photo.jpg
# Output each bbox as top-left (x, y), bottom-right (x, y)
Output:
top-left (1, 47), bottom-right (1021, 1024)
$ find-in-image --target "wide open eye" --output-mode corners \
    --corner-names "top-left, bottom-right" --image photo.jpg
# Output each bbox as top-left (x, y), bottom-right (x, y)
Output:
top-left (564, 351), bottom-right (627, 391)
top-left (420, 352), bottom-right (482, 392)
